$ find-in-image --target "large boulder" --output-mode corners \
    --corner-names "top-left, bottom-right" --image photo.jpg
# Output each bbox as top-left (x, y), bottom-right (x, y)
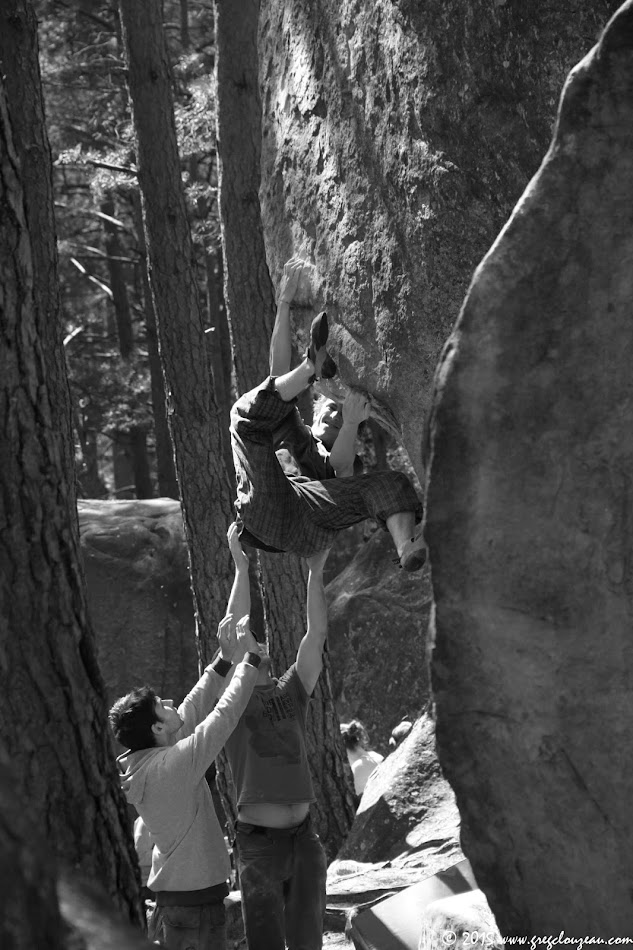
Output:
top-left (426, 2), bottom-right (633, 934)
top-left (258, 0), bottom-right (617, 473)
top-left (326, 527), bottom-right (432, 749)
top-left (78, 499), bottom-right (197, 707)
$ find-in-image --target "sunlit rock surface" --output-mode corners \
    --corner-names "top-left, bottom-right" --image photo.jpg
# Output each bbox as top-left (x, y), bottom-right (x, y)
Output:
top-left (259, 0), bottom-right (617, 473)
top-left (426, 2), bottom-right (633, 934)
top-left (326, 527), bottom-right (431, 749)
top-left (78, 499), bottom-right (197, 706)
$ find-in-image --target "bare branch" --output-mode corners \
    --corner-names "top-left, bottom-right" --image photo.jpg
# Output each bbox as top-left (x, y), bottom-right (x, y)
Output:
top-left (69, 258), bottom-right (113, 298)
top-left (87, 158), bottom-right (138, 176)
top-left (63, 326), bottom-right (85, 348)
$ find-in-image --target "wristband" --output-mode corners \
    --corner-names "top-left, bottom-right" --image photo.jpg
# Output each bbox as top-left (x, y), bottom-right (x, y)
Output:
top-left (208, 656), bottom-right (232, 678)
top-left (244, 651), bottom-right (262, 669)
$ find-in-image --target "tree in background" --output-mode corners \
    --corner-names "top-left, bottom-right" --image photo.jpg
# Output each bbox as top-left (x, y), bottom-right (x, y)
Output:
top-left (37, 0), bottom-right (222, 500)
top-left (214, 0), bottom-right (356, 854)
top-left (0, 0), bottom-right (141, 932)
top-left (118, 0), bottom-right (235, 653)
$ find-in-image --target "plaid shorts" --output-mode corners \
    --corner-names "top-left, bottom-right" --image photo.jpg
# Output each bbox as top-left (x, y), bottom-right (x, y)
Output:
top-left (230, 378), bottom-right (422, 557)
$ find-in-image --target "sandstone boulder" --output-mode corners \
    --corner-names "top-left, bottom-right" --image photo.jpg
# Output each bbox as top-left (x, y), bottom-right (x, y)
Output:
top-left (327, 528), bottom-right (432, 750)
top-left (78, 499), bottom-right (197, 707)
top-left (259, 0), bottom-right (616, 473)
top-left (426, 1), bottom-right (633, 934)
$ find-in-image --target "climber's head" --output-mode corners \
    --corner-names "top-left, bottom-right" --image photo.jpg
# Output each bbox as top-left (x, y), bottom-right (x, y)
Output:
top-left (312, 397), bottom-right (343, 451)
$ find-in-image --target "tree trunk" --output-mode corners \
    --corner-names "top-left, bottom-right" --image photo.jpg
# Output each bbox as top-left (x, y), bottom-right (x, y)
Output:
top-left (130, 427), bottom-right (154, 499)
top-left (0, 759), bottom-right (65, 949)
top-left (112, 429), bottom-right (154, 499)
top-left (180, 0), bottom-right (190, 50)
top-left (76, 419), bottom-right (108, 498)
top-left (0, 0), bottom-right (76, 491)
top-left (132, 191), bottom-right (179, 500)
top-left (214, 0), bottom-right (355, 855)
top-left (368, 418), bottom-right (389, 471)
top-left (214, 0), bottom-right (275, 388)
top-left (112, 432), bottom-right (136, 498)
top-left (205, 246), bottom-right (234, 488)
top-left (119, 0), bottom-right (234, 655)
top-left (0, 2), bottom-right (141, 926)
top-left (101, 196), bottom-right (135, 359)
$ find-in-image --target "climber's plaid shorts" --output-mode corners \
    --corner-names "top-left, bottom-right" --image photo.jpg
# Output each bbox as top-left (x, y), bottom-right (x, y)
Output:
top-left (230, 377), bottom-right (422, 557)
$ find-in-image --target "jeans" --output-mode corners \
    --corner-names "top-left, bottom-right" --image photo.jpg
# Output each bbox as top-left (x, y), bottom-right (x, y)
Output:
top-left (236, 817), bottom-right (327, 950)
top-left (146, 900), bottom-right (226, 950)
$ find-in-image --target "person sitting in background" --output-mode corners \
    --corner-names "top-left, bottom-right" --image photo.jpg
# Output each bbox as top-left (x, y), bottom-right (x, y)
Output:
top-left (108, 535), bottom-right (262, 950)
top-left (389, 718), bottom-right (413, 751)
top-left (340, 719), bottom-right (384, 798)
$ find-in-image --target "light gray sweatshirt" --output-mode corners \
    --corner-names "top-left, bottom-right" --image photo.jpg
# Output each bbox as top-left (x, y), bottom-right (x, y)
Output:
top-left (117, 659), bottom-right (258, 893)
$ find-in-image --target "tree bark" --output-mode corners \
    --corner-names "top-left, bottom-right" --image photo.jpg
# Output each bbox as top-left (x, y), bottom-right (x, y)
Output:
top-left (77, 422), bottom-right (108, 498)
top-left (112, 428), bottom-right (154, 499)
top-left (0, 3), bottom-right (141, 926)
top-left (101, 196), bottom-right (135, 359)
top-left (132, 191), bottom-right (179, 500)
top-left (119, 0), bottom-right (233, 655)
top-left (179, 0), bottom-right (190, 50)
top-left (205, 246), bottom-right (234, 484)
top-left (214, 0), bottom-right (275, 390)
top-left (0, 0), bottom-right (76, 491)
top-left (112, 432), bottom-right (136, 498)
top-left (0, 758), bottom-right (66, 949)
top-left (214, 0), bottom-right (355, 856)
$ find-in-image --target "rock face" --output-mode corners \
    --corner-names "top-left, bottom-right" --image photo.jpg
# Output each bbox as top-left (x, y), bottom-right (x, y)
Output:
top-left (426, 2), bottom-right (633, 935)
top-left (326, 528), bottom-right (432, 750)
top-left (258, 0), bottom-right (617, 474)
top-left (78, 500), bottom-right (197, 707)
top-left (335, 715), bottom-right (462, 873)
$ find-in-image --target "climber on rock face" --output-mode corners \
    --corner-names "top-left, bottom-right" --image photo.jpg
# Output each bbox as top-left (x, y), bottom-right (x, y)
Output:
top-left (229, 257), bottom-right (426, 570)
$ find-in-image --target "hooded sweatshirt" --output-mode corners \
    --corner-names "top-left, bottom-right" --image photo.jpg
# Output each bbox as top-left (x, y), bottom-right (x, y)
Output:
top-left (118, 658), bottom-right (258, 893)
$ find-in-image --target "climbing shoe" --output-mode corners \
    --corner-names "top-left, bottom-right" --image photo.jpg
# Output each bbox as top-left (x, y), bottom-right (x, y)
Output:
top-left (399, 529), bottom-right (427, 572)
top-left (306, 311), bottom-right (337, 380)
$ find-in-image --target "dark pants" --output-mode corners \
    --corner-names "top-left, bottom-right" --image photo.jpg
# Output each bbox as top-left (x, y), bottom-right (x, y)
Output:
top-left (236, 818), bottom-right (327, 950)
top-left (146, 899), bottom-right (226, 950)
top-left (231, 377), bottom-right (422, 556)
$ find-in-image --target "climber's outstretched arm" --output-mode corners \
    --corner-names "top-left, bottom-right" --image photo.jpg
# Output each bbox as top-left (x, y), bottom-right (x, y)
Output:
top-left (328, 391), bottom-right (370, 477)
top-left (269, 258), bottom-right (304, 377)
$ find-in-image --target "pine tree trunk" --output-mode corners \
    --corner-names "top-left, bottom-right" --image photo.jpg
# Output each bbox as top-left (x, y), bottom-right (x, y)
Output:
top-left (101, 196), bottom-right (135, 359)
top-left (214, 0), bottom-right (355, 856)
top-left (132, 191), bottom-right (179, 500)
top-left (0, 760), bottom-right (65, 948)
top-left (119, 0), bottom-right (234, 654)
top-left (180, 0), bottom-right (190, 50)
top-left (112, 431), bottom-right (136, 498)
top-left (0, 2), bottom-right (141, 926)
top-left (0, 0), bottom-right (76, 491)
top-left (130, 427), bottom-right (154, 499)
top-left (205, 247), bottom-right (234, 485)
top-left (214, 0), bottom-right (275, 389)
top-left (77, 423), bottom-right (108, 498)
